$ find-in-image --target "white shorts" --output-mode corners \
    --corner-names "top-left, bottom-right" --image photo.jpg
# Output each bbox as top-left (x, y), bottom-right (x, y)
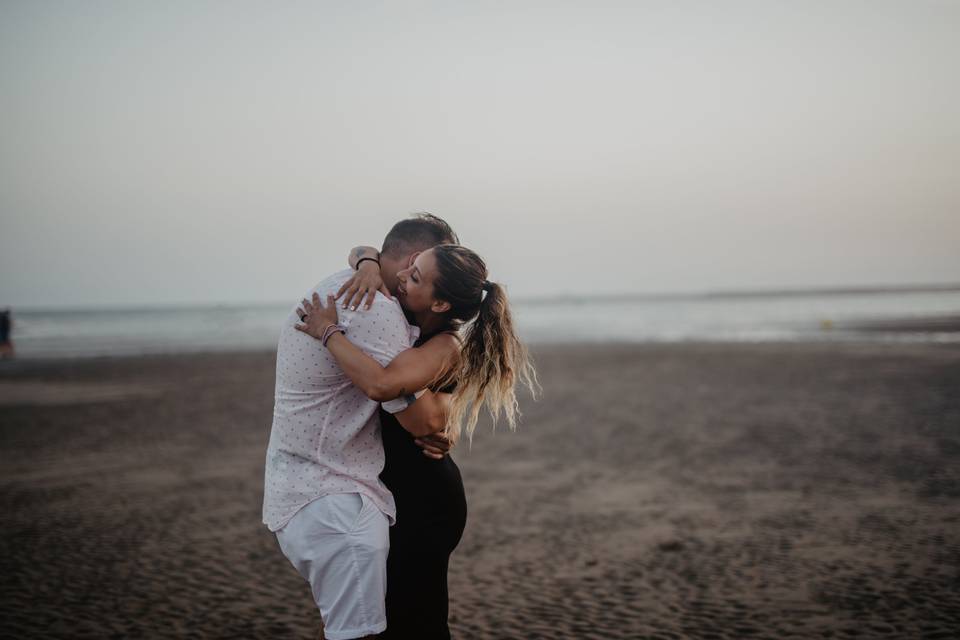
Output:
top-left (276, 493), bottom-right (390, 640)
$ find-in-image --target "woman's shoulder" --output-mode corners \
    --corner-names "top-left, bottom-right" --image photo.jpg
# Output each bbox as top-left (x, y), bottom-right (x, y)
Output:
top-left (420, 329), bottom-right (461, 351)
top-left (419, 331), bottom-right (460, 392)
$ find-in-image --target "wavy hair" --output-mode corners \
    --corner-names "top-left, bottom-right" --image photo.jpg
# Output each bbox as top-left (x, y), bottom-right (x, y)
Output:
top-left (429, 244), bottom-right (540, 442)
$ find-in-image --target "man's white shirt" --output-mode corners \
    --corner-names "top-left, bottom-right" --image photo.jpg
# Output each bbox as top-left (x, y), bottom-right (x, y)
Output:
top-left (263, 269), bottom-right (419, 532)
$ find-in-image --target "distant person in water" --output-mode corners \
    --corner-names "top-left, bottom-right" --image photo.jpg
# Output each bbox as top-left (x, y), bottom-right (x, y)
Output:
top-left (0, 309), bottom-right (13, 359)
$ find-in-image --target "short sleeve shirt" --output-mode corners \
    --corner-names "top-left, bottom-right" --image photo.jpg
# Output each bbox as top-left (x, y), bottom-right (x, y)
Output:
top-left (262, 269), bottom-right (419, 531)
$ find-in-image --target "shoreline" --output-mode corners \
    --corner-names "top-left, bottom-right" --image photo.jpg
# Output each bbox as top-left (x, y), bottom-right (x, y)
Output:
top-left (4, 317), bottom-right (960, 365)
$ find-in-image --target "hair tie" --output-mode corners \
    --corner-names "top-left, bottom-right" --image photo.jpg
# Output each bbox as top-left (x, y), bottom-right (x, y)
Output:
top-left (482, 280), bottom-right (493, 292)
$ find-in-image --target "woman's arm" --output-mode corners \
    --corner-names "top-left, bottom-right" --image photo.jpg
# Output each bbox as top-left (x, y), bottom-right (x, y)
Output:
top-left (295, 293), bottom-right (456, 455)
top-left (338, 246), bottom-right (390, 311)
top-left (326, 330), bottom-right (458, 402)
top-left (348, 245), bottom-right (380, 270)
top-left (295, 292), bottom-right (459, 402)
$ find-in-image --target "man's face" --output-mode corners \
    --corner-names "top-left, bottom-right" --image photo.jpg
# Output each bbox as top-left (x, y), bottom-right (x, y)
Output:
top-left (378, 252), bottom-right (415, 299)
top-left (379, 256), bottom-right (399, 298)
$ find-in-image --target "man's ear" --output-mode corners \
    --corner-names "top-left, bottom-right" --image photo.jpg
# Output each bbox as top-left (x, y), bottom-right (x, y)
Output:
top-left (406, 251), bottom-right (422, 268)
top-left (431, 299), bottom-right (451, 314)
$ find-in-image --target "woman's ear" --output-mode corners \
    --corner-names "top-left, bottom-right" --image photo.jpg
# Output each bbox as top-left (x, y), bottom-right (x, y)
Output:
top-left (431, 299), bottom-right (451, 314)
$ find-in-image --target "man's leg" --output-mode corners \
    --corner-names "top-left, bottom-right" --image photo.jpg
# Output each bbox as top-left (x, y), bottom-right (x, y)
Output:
top-left (277, 494), bottom-right (389, 640)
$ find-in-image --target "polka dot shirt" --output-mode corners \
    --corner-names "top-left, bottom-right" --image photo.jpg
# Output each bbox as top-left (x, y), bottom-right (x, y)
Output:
top-left (262, 269), bottom-right (419, 531)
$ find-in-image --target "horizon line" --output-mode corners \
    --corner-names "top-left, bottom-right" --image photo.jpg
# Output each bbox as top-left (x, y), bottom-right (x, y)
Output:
top-left (7, 281), bottom-right (960, 313)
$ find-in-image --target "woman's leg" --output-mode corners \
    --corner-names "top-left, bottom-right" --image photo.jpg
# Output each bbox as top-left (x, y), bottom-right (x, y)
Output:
top-left (380, 522), bottom-right (454, 640)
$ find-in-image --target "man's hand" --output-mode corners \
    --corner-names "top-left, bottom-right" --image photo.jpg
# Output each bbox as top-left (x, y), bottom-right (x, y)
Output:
top-left (336, 261), bottom-right (390, 311)
top-left (415, 432), bottom-right (455, 460)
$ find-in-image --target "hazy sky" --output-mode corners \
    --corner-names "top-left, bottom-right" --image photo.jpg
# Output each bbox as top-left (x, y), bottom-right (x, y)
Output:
top-left (1, 0), bottom-right (958, 308)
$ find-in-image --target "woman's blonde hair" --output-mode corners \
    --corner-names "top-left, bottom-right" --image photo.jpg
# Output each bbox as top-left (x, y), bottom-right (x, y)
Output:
top-left (429, 245), bottom-right (540, 443)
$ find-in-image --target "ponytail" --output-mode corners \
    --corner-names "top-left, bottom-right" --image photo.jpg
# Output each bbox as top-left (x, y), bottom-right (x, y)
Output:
top-left (444, 281), bottom-right (540, 443)
top-left (429, 244), bottom-right (540, 442)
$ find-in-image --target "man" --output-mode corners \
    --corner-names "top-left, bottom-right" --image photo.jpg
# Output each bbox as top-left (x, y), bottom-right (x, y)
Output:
top-left (263, 214), bottom-right (458, 640)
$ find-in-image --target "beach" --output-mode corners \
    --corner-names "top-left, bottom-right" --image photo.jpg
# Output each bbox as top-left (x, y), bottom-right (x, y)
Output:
top-left (1, 341), bottom-right (959, 639)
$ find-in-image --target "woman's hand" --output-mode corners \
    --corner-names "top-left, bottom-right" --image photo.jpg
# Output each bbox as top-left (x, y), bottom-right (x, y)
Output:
top-left (294, 292), bottom-right (340, 340)
top-left (336, 262), bottom-right (391, 311)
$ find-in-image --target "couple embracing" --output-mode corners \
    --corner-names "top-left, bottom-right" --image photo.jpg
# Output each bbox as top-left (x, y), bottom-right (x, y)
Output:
top-left (263, 214), bottom-right (538, 639)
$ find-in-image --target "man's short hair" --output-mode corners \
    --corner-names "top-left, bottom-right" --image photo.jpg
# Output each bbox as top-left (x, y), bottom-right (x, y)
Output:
top-left (381, 213), bottom-right (459, 258)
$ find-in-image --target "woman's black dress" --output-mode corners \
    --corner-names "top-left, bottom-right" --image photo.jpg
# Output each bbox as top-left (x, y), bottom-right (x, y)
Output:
top-left (376, 356), bottom-right (467, 639)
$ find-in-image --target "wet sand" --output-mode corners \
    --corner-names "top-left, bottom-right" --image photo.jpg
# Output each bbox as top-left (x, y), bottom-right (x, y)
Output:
top-left (839, 314), bottom-right (960, 334)
top-left (1, 342), bottom-right (959, 639)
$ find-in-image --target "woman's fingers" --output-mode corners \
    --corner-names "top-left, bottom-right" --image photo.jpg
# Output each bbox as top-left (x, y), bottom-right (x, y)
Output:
top-left (363, 288), bottom-right (377, 310)
top-left (300, 298), bottom-right (313, 312)
top-left (345, 285), bottom-right (372, 311)
top-left (341, 285), bottom-right (359, 309)
top-left (335, 278), bottom-right (356, 300)
top-left (346, 288), bottom-right (364, 311)
top-left (357, 288), bottom-right (371, 310)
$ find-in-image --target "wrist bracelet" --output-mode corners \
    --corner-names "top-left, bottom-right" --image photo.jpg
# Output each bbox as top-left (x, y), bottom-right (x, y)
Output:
top-left (321, 323), bottom-right (345, 347)
top-left (321, 325), bottom-right (339, 346)
top-left (319, 323), bottom-right (334, 344)
top-left (320, 323), bottom-right (338, 345)
top-left (356, 256), bottom-right (380, 270)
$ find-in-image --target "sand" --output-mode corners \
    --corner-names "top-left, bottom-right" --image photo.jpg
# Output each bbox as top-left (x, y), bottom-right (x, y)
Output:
top-left (1, 342), bottom-right (959, 639)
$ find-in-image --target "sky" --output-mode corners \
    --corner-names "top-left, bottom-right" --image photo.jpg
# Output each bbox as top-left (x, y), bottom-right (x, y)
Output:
top-left (1, 0), bottom-right (958, 308)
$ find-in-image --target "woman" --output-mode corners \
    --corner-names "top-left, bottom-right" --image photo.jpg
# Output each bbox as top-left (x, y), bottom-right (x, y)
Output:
top-left (295, 243), bottom-right (538, 639)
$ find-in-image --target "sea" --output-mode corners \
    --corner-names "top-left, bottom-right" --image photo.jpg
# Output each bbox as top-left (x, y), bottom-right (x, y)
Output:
top-left (6, 287), bottom-right (960, 359)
